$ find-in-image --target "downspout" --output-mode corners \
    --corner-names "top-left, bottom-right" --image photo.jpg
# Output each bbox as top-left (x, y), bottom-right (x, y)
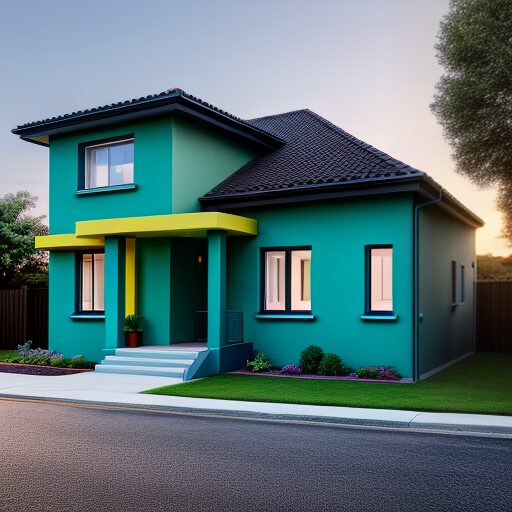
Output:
top-left (413, 190), bottom-right (443, 381)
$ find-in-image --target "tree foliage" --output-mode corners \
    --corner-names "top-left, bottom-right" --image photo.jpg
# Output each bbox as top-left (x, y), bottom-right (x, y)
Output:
top-left (477, 253), bottom-right (512, 281)
top-left (431, 0), bottom-right (512, 240)
top-left (0, 191), bottom-right (48, 289)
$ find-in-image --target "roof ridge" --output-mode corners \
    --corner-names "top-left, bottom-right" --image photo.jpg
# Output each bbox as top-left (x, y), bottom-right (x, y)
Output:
top-left (247, 108), bottom-right (310, 123)
top-left (304, 110), bottom-right (424, 175)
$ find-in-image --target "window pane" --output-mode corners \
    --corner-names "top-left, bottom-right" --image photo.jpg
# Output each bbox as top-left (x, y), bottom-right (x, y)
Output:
top-left (86, 147), bottom-right (108, 189)
top-left (291, 250), bottom-right (312, 311)
top-left (109, 142), bottom-right (134, 186)
top-left (93, 254), bottom-right (105, 311)
top-left (81, 254), bottom-right (93, 311)
top-left (265, 251), bottom-right (285, 310)
top-left (370, 248), bottom-right (393, 311)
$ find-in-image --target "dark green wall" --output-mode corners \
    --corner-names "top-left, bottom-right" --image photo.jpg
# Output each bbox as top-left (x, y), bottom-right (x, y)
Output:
top-left (418, 205), bottom-right (476, 376)
top-left (170, 238), bottom-right (207, 343)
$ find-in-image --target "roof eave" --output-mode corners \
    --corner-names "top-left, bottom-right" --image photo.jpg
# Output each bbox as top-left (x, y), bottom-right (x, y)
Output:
top-left (12, 94), bottom-right (284, 150)
top-left (200, 175), bottom-right (484, 228)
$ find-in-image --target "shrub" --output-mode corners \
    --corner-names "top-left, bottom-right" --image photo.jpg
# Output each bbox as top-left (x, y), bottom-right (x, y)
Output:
top-left (280, 364), bottom-right (302, 375)
top-left (355, 366), bottom-right (401, 381)
top-left (299, 345), bottom-right (324, 374)
top-left (246, 353), bottom-right (272, 373)
top-left (17, 341), bottom-right (33, 357)
top-left (318, 353), bottom-right (346, 376)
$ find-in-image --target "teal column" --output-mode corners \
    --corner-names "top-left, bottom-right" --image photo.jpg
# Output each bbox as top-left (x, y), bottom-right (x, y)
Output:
top-left (104, 236), bottom-right (126, 354)
top-left (207, 230), bottom-right (226, 373)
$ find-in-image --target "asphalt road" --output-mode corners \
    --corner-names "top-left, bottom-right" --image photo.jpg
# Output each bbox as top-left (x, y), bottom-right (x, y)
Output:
top-left (0, 399), bottom-right (510, 512)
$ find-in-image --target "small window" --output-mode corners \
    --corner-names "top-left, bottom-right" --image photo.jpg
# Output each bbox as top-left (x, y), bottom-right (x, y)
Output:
top-left (451, 260), bottom-right (457, 305)
top-left (366, 246), bottom-right (393, 313)
top-left (460, 265), bottom-right (465, 304)
top-left (84, 139), bottom-right (134, 189)
top-left (262, 247), bottom-right (312, 313)
top-left (78, 253), bottom-right (105, 312)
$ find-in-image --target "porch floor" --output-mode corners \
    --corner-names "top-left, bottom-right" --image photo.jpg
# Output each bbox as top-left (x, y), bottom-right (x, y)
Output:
top-left (137, 343), bottom-right (208, 352)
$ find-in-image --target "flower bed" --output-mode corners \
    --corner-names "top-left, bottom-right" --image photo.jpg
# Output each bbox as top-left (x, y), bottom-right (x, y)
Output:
top-left (0, 362), bottom-right (93, 376)
top-left (231, 369), bottom-right (411, 383)
top-left (0, 342), bottom-right (96, 376)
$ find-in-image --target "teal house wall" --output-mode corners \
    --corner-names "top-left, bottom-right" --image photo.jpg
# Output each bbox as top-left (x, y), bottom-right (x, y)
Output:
top-left (418, 205), bottom-right (476, 377)
top-left (17, 88), bottom-right (480, 380)
top-left (227, 196), bottom-right (415, 377)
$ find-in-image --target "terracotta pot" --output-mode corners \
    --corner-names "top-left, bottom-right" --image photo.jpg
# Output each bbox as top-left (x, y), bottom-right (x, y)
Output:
top-left (125, 331), bottom-right (142, 348)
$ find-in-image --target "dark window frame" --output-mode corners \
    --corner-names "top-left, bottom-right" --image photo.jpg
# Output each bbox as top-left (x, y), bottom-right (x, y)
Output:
top-left (75, 251), bottom-right (105, 314)
top-left (259, 246), bottom-right (312, 315)
top-left (365, 244), bottom-right (394, 316)
top-left (77, 134), bottom-right (135, 191)
top-left (451, 260), bottom-right (457, 305)
top-left (460, 264), bottom-right (465, 304)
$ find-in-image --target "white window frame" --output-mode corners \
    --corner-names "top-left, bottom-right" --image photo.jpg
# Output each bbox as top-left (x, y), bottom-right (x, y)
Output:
top-left (367, 246), bottom-right (393, 313)
top-left (262, 247), bottom-right (312, 313)
top-left (84, 138), bottom-right (134, 190)
top-left (79, 252), bottom-right (105, 312)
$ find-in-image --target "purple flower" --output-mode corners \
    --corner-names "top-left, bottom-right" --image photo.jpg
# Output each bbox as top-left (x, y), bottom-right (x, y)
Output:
top-left (280, 364), bottom-right (302, 375)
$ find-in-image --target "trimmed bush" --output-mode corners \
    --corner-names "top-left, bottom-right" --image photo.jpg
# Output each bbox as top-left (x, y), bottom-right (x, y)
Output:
top-left (299, 345), bottom-right (324, 374)
top-left (246, 353), bottom-right (272, 373)
top-left (318, 353), bottom-right (346, 376)
top-left (355, 366), bottom-right (401, 380)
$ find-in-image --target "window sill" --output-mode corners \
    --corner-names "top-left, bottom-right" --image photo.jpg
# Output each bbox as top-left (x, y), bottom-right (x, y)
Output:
top-left (76, 184), bottom-right (137, 196)
top-left (360, 314), bottom-right (398, 321)
top-left (255, 314), bottom-right (316, 321)
top-left (70, 313), bottom-right (105, 320)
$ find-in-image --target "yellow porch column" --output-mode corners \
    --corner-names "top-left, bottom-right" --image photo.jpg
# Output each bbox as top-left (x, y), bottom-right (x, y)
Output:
top-left (125, 238), bottom-right (136, 315)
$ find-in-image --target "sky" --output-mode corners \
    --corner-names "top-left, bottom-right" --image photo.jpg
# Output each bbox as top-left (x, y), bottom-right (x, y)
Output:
top-left (0, 0), bottom-right (508, 255)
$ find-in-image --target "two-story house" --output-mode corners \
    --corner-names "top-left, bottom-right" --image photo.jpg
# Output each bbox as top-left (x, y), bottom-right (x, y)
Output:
top-left (12, 88), bottom-right (483, 381)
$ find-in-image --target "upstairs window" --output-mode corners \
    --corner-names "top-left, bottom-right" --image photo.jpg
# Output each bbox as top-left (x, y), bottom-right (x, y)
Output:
top-left (366, 246), bottom-right (393, 313)
top-left (84, 138), bottom-right (134, 189)
top-left (78, 253), bottom-right (105, 312)
top-left (262, 247), bottom-right (312, 313)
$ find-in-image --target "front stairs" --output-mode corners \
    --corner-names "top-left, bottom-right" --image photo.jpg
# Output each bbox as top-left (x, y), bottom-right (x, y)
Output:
top-left (95, 347), bottom-right (203, 380)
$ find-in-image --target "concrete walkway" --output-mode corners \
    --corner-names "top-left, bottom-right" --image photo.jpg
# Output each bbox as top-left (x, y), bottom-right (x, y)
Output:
top-left (0, 372), bottom-right (510, 436)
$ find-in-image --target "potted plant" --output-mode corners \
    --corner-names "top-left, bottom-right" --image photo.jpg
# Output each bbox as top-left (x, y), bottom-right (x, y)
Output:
top-left (124, 314), bottom-right (143, 348)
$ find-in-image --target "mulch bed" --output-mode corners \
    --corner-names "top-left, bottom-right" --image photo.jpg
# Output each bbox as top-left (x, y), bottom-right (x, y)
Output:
top-left (0, 363), bottom-right (93, 376)
top-left (230, 369), bottom-right (412, 383)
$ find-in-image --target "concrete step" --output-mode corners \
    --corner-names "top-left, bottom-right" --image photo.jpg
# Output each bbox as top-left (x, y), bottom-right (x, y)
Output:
top-left (103, 356), bottom-right (195, 368)
top-left (95, 364), bottom-right (186, 378)
top-left (114, 348), bottom-right (199, 360)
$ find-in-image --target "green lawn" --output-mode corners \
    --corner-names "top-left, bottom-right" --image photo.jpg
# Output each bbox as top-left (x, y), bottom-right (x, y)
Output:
top-left (145, 353), bottom-right (512, 415)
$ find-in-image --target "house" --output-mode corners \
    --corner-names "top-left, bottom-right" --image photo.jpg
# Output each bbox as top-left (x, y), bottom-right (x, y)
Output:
top-left (12, 88), bottom-right (483, 381)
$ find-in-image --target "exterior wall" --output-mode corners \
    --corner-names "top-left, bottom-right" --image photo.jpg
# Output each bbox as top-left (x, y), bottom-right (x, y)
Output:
top-left (170, 238), bottom-right (207, 343)
top-left (418, 205), bottom-right (476, 376)
top-left (227, 195), bottom-right (415, 378)
top-left (48, 252), bottom-right (105, 362)
top-left (137, 238), bottom-right (172, 346)
top-left (171, 116), bottom-right (257, 213)
top-left (49, 118), bottom-right (173, 233)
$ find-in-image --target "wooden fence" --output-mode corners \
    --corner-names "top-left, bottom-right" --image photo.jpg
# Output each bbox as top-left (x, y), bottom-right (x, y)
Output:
top-left (476, 281), bottom-right (512, 353)
top-left (0, 289), bottom-right (48, 350)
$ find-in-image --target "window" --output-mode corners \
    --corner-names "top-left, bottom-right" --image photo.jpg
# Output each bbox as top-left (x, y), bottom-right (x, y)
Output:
top-left (78, 253), bottom-right (105, 312)
top-left (261, 247), bottom-right (312, 313)
top-left (366, 246), bottom-right (393, 313)
top-left (460, 265), bottom-right (465, 304)
top-left (84, 138), bottom-right (134, 189)
top-left (451, 260), bottom-right (457, 305)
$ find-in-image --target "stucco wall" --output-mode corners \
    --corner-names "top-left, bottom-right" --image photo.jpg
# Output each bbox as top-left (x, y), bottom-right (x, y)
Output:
top-left (418, 205), bottom-right (476, 377)
top-left (226, 195), bottom-right (415, 377)
top-left (171, 116), bottom-right (257, 213)
top-left (48, 252), bottom-right (105, 362)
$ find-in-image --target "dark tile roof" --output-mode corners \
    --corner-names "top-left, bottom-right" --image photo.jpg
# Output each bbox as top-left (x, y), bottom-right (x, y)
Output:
top-left (14, 88), bottom-right (243, 130)
top-left (203, 109), bottom-right (424, 198)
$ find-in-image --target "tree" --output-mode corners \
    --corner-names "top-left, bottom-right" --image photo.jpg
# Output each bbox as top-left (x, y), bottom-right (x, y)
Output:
top-left (0, 191), bottom-right (48, 289)
top-left (431, 0), bottom-right (512, 241)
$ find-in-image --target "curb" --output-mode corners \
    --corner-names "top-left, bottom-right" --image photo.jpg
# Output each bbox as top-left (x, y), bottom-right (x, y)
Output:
top-left (1, 393), bottom-right (512, 438)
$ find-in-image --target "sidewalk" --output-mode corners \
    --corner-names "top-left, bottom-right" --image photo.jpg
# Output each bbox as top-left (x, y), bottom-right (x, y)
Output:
top-left (0, 372), bottom-right (511, 436)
